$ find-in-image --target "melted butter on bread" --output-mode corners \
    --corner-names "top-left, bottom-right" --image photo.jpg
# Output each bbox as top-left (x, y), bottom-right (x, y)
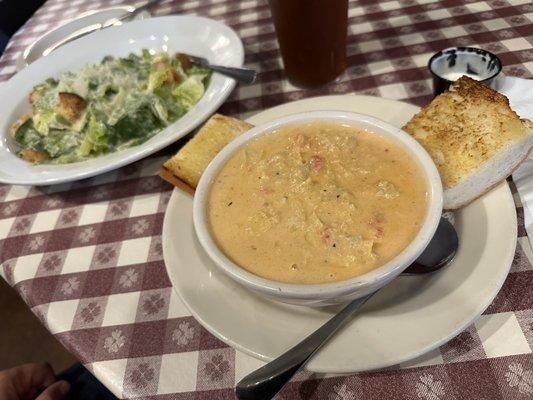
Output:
top-left (404, 76), bottom-right (527, 188)
top-left (404, 76), bottom-right (533, 209)
top-left (161, 114), bottom-right (253, 189)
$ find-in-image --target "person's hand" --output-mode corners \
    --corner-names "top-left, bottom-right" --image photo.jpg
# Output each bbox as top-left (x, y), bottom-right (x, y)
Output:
top-left (0, 363), bottom-right (70, 400)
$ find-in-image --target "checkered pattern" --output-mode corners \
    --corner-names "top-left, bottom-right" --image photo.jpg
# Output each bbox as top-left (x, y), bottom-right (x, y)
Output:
top-left (0, 0), bottom-right (532, 398)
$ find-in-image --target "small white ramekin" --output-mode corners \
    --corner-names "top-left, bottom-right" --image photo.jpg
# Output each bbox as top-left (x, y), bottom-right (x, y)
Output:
top-left (193, 111), bottom-right (443, 306)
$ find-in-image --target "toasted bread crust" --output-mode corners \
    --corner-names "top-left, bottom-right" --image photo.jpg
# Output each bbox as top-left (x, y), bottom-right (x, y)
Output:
top-left (403, 76), bottom-right (528, 188)
top-left (159, 166), bottom-right (195, 196)
top-left (449, 144), bottom-right (533, 209)
top-left (452, 76), bottom-right (515, 109)
top-left (162, 114), bottom-right (254, 189)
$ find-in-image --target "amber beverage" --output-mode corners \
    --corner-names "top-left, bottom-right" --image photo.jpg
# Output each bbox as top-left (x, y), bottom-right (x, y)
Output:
top-left (269, 0), bottom-right (348, 87)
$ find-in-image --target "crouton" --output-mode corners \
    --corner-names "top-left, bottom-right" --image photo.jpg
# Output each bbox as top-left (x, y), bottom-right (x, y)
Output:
top-left (19, 149), bottom-right (48, 163)
top-left (9, 114), bottom-right (31, 138)
top-left (176, 53), bottom-right (191, 73)
top-left (29, 89), bottom-right (40, 108)
top-left (58, 92), bottom-right (87, 122)
top-left (154, 60), bottom-right (181, 85)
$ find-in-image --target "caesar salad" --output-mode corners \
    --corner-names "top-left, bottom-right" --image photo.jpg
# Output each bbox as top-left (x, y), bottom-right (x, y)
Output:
top-left (10, 50), bottom-right (211, 164)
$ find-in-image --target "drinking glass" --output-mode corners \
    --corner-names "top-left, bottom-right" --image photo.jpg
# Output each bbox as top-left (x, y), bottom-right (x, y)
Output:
top-left (269, 0), bottom-right (348, 87)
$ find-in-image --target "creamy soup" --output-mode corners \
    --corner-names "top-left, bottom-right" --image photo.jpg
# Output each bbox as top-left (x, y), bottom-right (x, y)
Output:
top-left (208, 122), bottom-right (428, 284)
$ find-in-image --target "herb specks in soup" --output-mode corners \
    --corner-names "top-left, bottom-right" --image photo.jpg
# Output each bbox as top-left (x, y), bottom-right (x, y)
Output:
top-left (208, 122), bottom-right (428, 284)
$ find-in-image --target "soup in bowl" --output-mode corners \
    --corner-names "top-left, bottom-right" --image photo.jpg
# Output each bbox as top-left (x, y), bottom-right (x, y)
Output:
top-left (193, 111), bottom-right (443, 306)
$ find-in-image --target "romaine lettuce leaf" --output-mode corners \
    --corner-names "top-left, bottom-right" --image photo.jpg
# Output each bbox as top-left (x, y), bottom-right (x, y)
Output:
top-left (32, 111), bottom-right (55, 135)
top-left (110, 105), bottom-right (162, 145)
top-left (51, 153), bottom-right (85, 164)
top-left (14, 119), bottom-right (44, 150)
top-left (79, 114), bottom-right (109, 156)
top-left (153, 85), bottom-right (187, 122)
top-left (188, 65), bottom-right (211, 77)
top-left (148, 68), bottom-right (170, 91)
top-left (151, 97), bottom-right (169, 124)
top-left (172, 75), bottom-right (206, 110)
top-left (42, 130), bottom-right (80, 158)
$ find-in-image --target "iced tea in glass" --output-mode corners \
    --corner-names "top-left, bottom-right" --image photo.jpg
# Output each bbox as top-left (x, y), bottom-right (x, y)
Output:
top-left (269, 0), bottom-right (348, 87)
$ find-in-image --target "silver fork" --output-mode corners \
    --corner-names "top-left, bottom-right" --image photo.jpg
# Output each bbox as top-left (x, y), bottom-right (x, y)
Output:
top-left (186, 54), bottom-right (257, 84)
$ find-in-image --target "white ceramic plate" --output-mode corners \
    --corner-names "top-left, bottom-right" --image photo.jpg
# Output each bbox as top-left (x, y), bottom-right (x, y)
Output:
top-left (0, 16), bottom-right (243, 185)
top-left (162, 95), bottom-right (517, 373)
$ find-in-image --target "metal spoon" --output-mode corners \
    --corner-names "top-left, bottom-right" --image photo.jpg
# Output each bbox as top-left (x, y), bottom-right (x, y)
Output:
top-left (235, 217), bottom-right (458, 400)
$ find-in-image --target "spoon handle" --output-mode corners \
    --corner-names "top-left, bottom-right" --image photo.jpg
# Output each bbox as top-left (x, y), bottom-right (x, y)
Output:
top-left (235, 293), bottom-right (375, 400)
top-left (207, 65), bottom-right (257, 84)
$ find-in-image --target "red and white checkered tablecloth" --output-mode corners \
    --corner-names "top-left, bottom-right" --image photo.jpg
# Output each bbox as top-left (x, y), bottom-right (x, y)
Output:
top-left (1, 0), bottom-right (532, 399)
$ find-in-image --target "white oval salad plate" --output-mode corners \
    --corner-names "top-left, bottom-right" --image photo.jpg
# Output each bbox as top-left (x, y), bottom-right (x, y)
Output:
top-left (0, 15), bottom-right (243, 186)
top-left (162, 95), bottom-right (517, 373)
